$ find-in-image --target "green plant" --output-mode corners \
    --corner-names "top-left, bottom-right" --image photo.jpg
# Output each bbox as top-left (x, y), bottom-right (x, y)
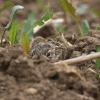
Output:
top-left (0, 5), bottom-right (53, 54)
top-left (1, 5), bottom-right (24, 45)
top-left (8, 21), bottom-right (19, 44)
top-left (34, 7), bottom-right (53, 26)
top-left (59, 0), bottom-right (90, 36)
top-left (96, 24), bottom-right (100, 30)
top-left (22, 12), bottom-right (36, 37)
top-left (96, 45), bottom-right (100, 68)
top-left (59, 0), bottom-right (80, 25)
top-left (59, 0), bottom-right (77, 18)
top-left (80, 19), bottom-right (90, 36)
top-left (6, 5), bottom-right (24, 30)
top-left (20, 13), bottom-right (36, 54)
top-left (20, 32), bottom-right (30, 54)
top-left (56, 25), bottom-right (66, 33)
top-left (96, 72), bottom-right (100, 79)
top-left (33, 7), bottom-right (53, 34)
top-left (21, 7), bottom-right (53, 54)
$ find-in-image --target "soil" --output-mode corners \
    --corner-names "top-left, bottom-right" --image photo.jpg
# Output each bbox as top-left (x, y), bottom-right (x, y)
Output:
top-left (0, 45), bottom-right (100, 100)
top-left (0, 0), bottom-right (100, 100)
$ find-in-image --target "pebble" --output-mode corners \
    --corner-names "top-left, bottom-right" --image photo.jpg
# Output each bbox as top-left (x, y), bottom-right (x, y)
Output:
top-left (25, 88), bottom-right (38, 95)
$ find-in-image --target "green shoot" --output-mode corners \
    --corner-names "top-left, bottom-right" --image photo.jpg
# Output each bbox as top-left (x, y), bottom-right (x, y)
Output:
top-left (96, 45), bottom-right (100, 68)
top-left (59, 0), bottom-right (90, 36)
top-left (21, 6), bottom-right (53, 54)
top-left (23, 6), bottom-right (53, 37)
top-left (42, 7), bottom-right (53, 22)
top-left (8, 21), bottom-right (18, 44)
top-left (59, 0), bottom-right (80, 21)
top-left (22, 12), bottom-right (36, 37)
top-left (33, 7), bottom-right (53, 34)
top-left (5, 5), bottom-right (24, 30)
top-left (80, 19), bottom-right (90, 36)
top-left (56, 25), bottom-right (66, 33)
top-left (34, 7), bottom-right (53, 26)
top-left (96, 72), bottom-right (100, 79)
top-left (21, 13), bottom-right (36, 54)
top-left (1, 5), bottom-right (24, 45)
top-left (20, 33), bottom-right (30, 55)
top-left (96, 24), bottom-right (100, 30)
top-left (1, 5), bottom-right (53, 54)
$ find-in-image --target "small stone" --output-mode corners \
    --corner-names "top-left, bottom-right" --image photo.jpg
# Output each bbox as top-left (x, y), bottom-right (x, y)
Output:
top-left (25, 88), bottom-right (37, 95)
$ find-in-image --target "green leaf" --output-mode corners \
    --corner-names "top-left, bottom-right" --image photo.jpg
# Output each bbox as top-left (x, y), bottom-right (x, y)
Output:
top-left (59, 0), bottom-right (82, 34)
top-left (56, 25), bottom-right (65, 33)
top-left (21, 33), bottom-right (30, 54)
top-left (80, 19), bottom-right (90, 36)
top-left (33, 7), bottom-right (53, 34)
top-left (59, 0), bottom-right (77, 18)
top-left (34, 7), bottom-right (53, 26)
top-left (6, 5), bottom-right (24, 30)
top-left (96, 46), bottom-right (100, 68)
top-left (96, 24), bottom-right (100, 30)
top-left (42, 7), bottom-right (53, 21)
top-left (96, 72), bottom-right (100, 79)
top-left (22, 12), bottom-right (36, 36)
top-left (8, 21), bottom-right (18, 44)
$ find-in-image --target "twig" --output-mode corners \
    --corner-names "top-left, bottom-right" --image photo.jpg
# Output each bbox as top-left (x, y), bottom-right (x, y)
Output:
top-left (1, 29), bottom-right (6, 46)
top-left (60, 33), bottom-right (72, 47)
top-left (54, 52), bottom-right (100, 65)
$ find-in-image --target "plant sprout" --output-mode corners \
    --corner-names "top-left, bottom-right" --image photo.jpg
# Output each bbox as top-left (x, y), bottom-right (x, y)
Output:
top-left (1, 5), bottom-right (24, 45)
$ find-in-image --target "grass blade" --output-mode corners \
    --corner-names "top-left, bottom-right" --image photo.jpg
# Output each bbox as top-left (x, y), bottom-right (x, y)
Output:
top-left (21, 33), bottom-right (30, 54)
top-left (8, 21), bottom-right (18, 44)
top-left (80, 19), bottom-right (90, 36)
top-left (96, 46), bottom-right (100, 68)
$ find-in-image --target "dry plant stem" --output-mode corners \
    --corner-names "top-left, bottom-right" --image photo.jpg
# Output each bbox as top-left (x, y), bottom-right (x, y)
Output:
top-left (60, 33), bottom-right (72, 47)
top-left (1, 29), bottom-right (6, 46)
top-left (64, 12), bottom-right (68, 25)
top-left (54, 52), bottom-right (100, 65)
